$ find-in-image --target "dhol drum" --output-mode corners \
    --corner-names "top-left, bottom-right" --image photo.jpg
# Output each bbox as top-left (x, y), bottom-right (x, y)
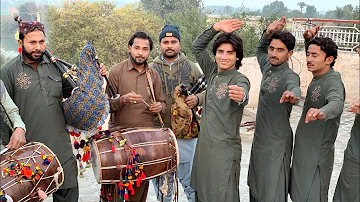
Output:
top-left (91, 128), bottom-right (179, 184)
top-left (0, 142), bottom-right (64, 202)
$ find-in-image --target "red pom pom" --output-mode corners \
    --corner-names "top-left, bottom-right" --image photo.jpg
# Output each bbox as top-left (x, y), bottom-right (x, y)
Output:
top-left (82, 152), bottom-right (90, 162)
top-left (111, 145), bottom-right (115, 153)
top-left (98, 126), bottom-right (102, 130)
top-left (140, 171), bottom-right (146, 179)
top-left (18, 47), bottom-right (22, 54)
top-left (124, 193), bottom-right (129, 200)
top-left (136, 177), bottom-right (142, 187)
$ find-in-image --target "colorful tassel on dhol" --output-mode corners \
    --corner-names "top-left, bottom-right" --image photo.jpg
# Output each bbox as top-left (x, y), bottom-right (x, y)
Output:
top-left (111, 145), bottom-right (115, 153)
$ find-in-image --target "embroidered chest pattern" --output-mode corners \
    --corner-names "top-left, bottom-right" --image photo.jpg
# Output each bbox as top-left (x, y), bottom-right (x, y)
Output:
top-left (268, 77), bottom-right (279, 93)
top-left (216, 83), bottom-right (228, 99)
top-left (311, 86), bottom-right (321, 102)
top-left (16, 72), bottom-right (31, 89)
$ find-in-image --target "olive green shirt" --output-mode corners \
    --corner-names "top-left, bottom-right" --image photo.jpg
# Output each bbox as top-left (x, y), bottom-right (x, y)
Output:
top-left (0, 54), bottom-right (77, 188)
top-left (248, 32), bottom-right (301, 202)
top-left (291, 68), bottom-right (345, 202)
top-left (190, 26), bottom-right (250, 202)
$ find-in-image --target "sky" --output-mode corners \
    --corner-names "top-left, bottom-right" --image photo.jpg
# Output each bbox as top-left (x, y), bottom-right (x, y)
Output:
top-left (123, 0), bottom-right (358, 11)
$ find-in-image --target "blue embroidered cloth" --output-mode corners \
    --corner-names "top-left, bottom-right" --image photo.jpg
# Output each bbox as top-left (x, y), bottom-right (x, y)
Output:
top-left (63, 41), bottom-right (109, 135)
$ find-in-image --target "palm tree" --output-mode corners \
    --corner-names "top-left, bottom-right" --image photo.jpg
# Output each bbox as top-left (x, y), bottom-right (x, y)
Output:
top-left (297, 2), bottom-right (307, 13)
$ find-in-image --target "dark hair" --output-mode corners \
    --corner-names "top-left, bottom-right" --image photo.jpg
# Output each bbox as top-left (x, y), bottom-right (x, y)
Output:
top-left (309, 37), bottom-right (338, 67)
top-left (128, 31), bottom-right (153, 51)
top-left (212, 33), bottom-right (243, 69)
top-left (18, 29), bottom-right (46, 41)
top-left (267, 31), bottom-right (296, 51)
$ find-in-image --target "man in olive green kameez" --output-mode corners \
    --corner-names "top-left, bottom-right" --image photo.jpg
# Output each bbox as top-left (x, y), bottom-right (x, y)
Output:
top-left (290, 28), bottom-right (345, 202)
top-left (0, 21), bottom-right (82, 202)
top-left (190, 19), bottom-right (250, 202)
top-left (333, 48), bottom-right (360, 202)
top-left (248, 16), bottom-right (301, 202)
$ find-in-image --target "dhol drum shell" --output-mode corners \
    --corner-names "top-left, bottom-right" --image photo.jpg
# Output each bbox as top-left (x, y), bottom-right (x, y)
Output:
top-left (91, 128), bottom-right (179, 184)
top-left (0, 142), bottom-right (64, 202)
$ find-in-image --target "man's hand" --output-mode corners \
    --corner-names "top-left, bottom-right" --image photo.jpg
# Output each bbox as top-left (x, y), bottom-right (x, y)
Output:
top-left (121, 92), bottom-right (142, 104)
top-left (305, 108), bottom-right (325, 123)
top-left (349, 102), bottom-right (360, 114)
top-left (356, 48), bottom-right (360, 55)
top-left (185, 95), bottom-right (199, 108)
top-left (149, 102), bottom-right (162, 113)
top-left (99, 63), bottom-right (108, 77)
top-left (303, 25), bottom-right (320, 39)
top-left (213, 19), bottom-right (243, 33)
top-left (6, 127), bottom-right (26, 150)
top-left (266, 16), bottom-right (286, 36)
top-left (228, 85), bottom-right (245, 103)
top-left (279, 90), bottom-right (300, 104)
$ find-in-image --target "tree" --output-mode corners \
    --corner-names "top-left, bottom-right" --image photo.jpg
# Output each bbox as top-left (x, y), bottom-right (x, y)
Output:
top-left (47, 1), bottom-right (164, 67)
top-left (305, 5), bottom-right (318, 18)
top-left (223, 5), bottom-right (233, 15)
top-left (261, 1), bottom-right (288, 17)
top-left (18, 2), bottom-right (38, 21)
top-left (140, 0), bottom-right (203, 18)
top-left (288, 9), bottom-right (304, 18)
top-left (297, 2), bottom-right (307, 13)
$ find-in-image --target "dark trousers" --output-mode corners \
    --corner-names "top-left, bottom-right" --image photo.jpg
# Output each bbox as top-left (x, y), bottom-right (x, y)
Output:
top-left (53, 185), bottom-right (79, 202)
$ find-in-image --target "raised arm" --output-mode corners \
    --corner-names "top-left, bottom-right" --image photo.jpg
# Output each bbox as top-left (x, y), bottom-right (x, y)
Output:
top-left (257, 16), bottom-right (286, 74)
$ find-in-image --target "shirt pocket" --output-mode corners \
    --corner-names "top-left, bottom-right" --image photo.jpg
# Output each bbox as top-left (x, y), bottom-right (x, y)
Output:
top-left (46, 74), bottom-right (63, 99)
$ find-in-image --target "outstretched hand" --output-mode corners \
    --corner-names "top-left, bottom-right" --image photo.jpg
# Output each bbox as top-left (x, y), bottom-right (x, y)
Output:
top-left (279, 90), bottom-right (300, 104)
top-left (213, 19), bottom-right (243, 33)
top-left (303, 25), bottom-right (320, 39)
top-left (305, 108), bottom-right (325, 123)
top-left (349, 102), bottom-right (360, 114)
top-left (266, 16), bottom-right (286, 36)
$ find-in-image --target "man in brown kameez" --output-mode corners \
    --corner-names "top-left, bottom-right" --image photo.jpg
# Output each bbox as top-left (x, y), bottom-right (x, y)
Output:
top-left (102, 31), bottom-right (166, 202)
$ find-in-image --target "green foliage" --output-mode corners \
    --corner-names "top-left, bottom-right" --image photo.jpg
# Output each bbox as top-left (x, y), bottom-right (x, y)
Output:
top-left (162, 8), bottom-right (208, 62)
top-left (261, 1), bottom-right (288, 17)
top-left (47, 1), bottom-right (164, 68)
top-left (140, 0), bottom-right (203, 18)
top-left (297, 2), bottom-right (307, 13)
top-left (305, 5), bottom-right (318, 18)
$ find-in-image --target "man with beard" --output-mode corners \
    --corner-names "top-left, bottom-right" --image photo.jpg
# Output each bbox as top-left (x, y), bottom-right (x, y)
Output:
top-left (0, 20), bottom-right (109, 201)
top-left (247, 16), bottom-right (301, 202)
top-left (103, 31), bottom-right (166, 202)
top-left (290, 28), bottom-right (345, 202)
top-left (149, 24), bottom-right (203, 202)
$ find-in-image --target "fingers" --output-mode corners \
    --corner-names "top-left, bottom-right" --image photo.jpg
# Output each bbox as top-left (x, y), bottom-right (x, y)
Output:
top-left (6, 128), bottom-right (26, 150)
top-left (278, 16), bottom-right (286, 23)
top-left (185, 95), bottom-right (198, 108)
top-left (305, 108), bottom-right (324, 123)
top-left (228, 85), bottom-right (244, 102)
top-left (349, 102), bottom-right (360, 114)
top-left (149, 102), bottom-right (162, 113)
top-left (99, 63), bottom-right (108, 77)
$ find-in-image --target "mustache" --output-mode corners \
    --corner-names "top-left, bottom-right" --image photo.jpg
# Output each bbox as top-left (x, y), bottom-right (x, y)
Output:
top-left (269, 57), bottom-right (279, 60)
top-left (135, 56), bottom-right (145, 59)
top-left (166, 49), bottom-right (175, 52)
top-left (31, 51), bottom-right (44, 54)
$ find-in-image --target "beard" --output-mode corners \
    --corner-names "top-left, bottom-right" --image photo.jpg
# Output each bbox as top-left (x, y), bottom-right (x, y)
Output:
top-left (129, 53), bottom-right (147, 65)
top-left (22, 44), bottom-right (44, 62)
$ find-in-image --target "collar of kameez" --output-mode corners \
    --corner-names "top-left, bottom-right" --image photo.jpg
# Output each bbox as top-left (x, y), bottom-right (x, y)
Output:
top-left (218, 66), bottom-right (238, 76)
top-left (126, 58), bottom-right (149, 72)
top-left (269, 62), bottom-right (289, 71)
top-left (20, 54), bottom-right (50, 66)
top-left (313, 68), bottom-right (334, 80)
